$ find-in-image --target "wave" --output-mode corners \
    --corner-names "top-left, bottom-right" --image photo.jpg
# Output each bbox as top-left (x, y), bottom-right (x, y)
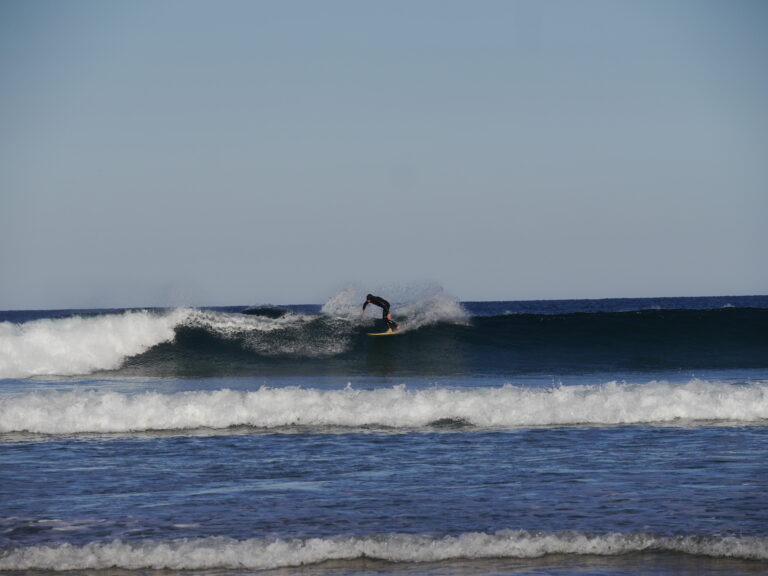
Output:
top-left (1, 302), bottom-right (766, 380)
top-left (2, 380), bottom-right (766, 435)
top-left (0, 286), bottom-right (473, 379)
top-left (1, 530), bottom-right (765, 571)
top-left (0, 309), bottom-right (189, 379)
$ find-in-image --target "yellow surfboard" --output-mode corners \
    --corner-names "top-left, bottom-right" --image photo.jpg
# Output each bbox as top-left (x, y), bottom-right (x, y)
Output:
top-left (367, 329), bottom-right (400, 336)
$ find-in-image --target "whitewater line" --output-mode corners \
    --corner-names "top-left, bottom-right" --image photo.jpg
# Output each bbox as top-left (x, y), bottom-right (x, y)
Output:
top-left (1, 530), bottom-right (766, 571)
top-left (1, 380), bottom-right (767, 435)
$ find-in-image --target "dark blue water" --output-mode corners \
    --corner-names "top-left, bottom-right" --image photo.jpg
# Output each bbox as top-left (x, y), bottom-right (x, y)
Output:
top-left (1, 293), bottom-right (767, 574)
top-left (4, 426), bottom-right (768, 543)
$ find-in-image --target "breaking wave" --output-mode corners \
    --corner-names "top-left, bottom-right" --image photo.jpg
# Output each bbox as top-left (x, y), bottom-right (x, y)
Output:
top-left (1, 295), bottom-right (766, 379)
top-left (1, 530), bottom-right (765, 571)
top-left (0, 309), bottom-right (189, 379)
top-left (0, 285), bottom-right (473, 379)
top-left (2, 380), bottom-right (767, 435)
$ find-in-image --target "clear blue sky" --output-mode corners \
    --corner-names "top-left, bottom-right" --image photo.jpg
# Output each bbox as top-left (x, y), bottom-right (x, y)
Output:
top-left (1, 0), bottom-right (766, 308)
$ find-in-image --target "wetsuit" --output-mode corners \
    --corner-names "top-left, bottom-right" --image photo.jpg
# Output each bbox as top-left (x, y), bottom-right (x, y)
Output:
top-left (363, 294), bottom-right (398, 331)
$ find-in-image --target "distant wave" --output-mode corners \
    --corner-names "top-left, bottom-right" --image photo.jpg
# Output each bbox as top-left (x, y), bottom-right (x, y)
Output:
top-left (2, 380), bottom-right (767, 435)
top-left (1, 530), bottom-right (765, 571)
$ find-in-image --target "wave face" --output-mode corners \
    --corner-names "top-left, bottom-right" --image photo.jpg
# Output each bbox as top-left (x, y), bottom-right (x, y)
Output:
top-left (1, 296), bottom-right (767, 379)
top-left (1, 530), bottom-right (765, 571)
top-left (2, 380), bottom-right (766, 434)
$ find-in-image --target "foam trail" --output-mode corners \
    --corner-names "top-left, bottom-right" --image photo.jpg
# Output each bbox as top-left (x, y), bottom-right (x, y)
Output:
top-left (0, 309), bottom-right (189, 379)
top-left (1, 531), bottom-right (765, 571)
top-left (184, 308), bottom-right (355, 357)
top-left (2, 380), bottom-right (767, 435)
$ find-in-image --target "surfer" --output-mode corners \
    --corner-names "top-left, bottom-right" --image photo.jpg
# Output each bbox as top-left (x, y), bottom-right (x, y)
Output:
top-left (363, 294), bottom-right (399, 332)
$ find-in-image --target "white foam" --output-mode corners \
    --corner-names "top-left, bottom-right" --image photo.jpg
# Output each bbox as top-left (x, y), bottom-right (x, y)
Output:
top-left (0, 530), bottom-right (765, 571)
top-left (185, 308), bottom-right (308, 335)
top-left (184, 308), bottom-right (352, 357)
top-left (0, 310), bottom-right (189, 379)
top-left (2, 380), bottom-right (766, 435)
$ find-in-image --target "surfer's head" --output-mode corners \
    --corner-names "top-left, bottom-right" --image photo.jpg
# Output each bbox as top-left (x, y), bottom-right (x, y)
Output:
top-left (366, 294), bottom-right (374, 301)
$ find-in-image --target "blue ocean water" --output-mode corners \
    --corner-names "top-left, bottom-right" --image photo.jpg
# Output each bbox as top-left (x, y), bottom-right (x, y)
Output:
top-left (1, 289), bottom-right (767, 575)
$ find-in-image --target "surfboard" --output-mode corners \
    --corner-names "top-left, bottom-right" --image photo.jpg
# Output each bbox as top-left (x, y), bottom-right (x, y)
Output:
top-left (367, 329), bottom-right (399, 336)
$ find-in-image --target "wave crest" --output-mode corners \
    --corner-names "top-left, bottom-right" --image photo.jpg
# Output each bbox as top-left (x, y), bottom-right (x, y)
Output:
top-left (1, 530), bottom-right (765, 571)
top-left (0, 309), bottom-right (188, 379)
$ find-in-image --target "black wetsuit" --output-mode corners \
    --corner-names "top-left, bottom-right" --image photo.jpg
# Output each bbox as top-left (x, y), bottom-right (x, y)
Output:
top-left (363, 295), bottom-right (398, 331)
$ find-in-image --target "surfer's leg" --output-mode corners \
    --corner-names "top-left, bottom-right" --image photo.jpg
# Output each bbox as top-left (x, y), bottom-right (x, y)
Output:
top-left (384, 312), bottom-right (398, 331)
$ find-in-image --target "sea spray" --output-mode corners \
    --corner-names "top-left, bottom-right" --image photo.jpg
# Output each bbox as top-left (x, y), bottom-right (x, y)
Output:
top-left (322, 282), bottom-right (470, 330)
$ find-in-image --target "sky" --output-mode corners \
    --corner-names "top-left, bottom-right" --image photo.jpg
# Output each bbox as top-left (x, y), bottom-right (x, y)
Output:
top-left (1, 0), bottom-right (766, 309)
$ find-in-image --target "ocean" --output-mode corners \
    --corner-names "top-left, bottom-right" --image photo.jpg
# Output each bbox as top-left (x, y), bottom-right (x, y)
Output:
top-left (1, 288), bottom-right (767, 575)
